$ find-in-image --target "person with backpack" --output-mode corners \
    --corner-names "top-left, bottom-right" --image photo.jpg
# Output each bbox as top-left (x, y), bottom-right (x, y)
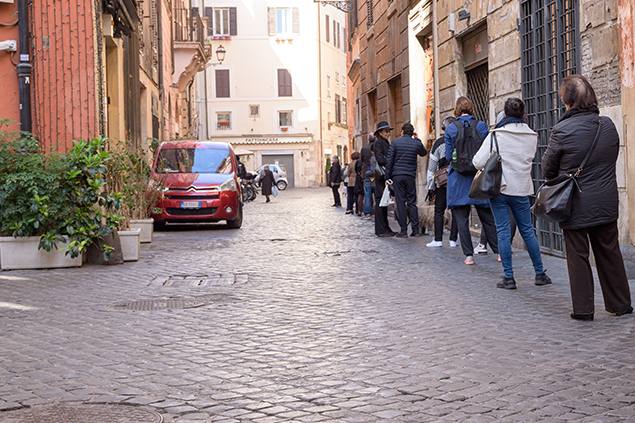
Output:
top-left (444, 96), bottom-right (499, 265)
top-left (426, 116), bottom-right (459, 248)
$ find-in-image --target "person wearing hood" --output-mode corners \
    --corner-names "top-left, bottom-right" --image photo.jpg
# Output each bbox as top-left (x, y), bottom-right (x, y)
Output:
top-left (373, 121), bottom-right (398, 236)
top-left (473, 98), bottom-right (551, 290)
top-left (445, 96), bottom-right (499, 265)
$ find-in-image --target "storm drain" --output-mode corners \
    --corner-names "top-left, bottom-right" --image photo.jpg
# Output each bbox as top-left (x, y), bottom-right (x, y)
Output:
top-left (148, 274), bottom-right (248, 287)
top-left (0, 404), bottom-right (162, 423)
top-left (107, 298), bottom-right (206, 311)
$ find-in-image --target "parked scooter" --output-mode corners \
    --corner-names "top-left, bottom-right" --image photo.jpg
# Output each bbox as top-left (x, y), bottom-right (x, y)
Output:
top-left (241, 172), bottom-right (258, 202)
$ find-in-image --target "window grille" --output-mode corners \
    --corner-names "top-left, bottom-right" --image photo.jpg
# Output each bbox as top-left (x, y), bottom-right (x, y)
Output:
top-left (366, 0), bottom-right (373, 28)
top-left (521, 0), bottom-right (579, 256)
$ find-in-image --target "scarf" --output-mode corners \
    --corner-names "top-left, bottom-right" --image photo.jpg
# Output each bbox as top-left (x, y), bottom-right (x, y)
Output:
top-left (495, 116), bottom-right (527, 129)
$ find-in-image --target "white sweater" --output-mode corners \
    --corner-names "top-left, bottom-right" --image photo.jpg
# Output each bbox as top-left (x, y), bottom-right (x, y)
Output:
top-left (472, 123), bottom-right (537, 197)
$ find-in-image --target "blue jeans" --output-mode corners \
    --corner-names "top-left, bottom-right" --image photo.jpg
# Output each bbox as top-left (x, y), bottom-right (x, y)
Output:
top-left (363, 178), bottom-right (372, 215)
top-left (489, 194), bottom-right (544, 278)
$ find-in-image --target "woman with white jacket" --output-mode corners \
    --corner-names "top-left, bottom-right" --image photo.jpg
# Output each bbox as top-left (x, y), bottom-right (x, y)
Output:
top-left (472, 98), bottom-right (552, 290)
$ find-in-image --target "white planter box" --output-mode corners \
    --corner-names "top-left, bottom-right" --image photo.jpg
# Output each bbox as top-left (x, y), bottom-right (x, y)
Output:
top-left (0, 236), bottom-right (82, 270)
top-left (129, 218), bottom-right (154, 243)
top-left (118, 228), bottom-right (141, 262)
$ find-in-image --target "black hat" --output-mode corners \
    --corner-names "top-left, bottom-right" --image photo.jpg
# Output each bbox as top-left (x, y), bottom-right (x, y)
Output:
top-left (374, 121), bottom-right (394, 135)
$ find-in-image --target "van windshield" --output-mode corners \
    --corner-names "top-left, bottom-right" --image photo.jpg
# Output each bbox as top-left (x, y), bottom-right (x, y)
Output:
top-left (156, 147), bottom-right (233, 174)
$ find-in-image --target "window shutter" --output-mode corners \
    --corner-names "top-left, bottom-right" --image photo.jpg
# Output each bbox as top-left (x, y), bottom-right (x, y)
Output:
top-left (216, 69), bottom-right (230, 98)
top-left (278, 69), bottom-right (292, 97)
top-left (267, 7), bottom-right (276, 36)
top-left (292, 7), bottom-right (299, 35)
top-left (229, 7), bottom-right (237, 36)
top-left (333, 21), bottom-right (337, 46)
top-left (336, 22), bottom-right (340, 48)
top-left (325, 15), bottom-right (330, 43)
top-left (205, 7), bottom-right (214, 36)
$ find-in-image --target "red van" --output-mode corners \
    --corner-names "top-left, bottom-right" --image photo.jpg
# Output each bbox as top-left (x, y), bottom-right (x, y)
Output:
top-left (150, 141), bottom-right (242, 229)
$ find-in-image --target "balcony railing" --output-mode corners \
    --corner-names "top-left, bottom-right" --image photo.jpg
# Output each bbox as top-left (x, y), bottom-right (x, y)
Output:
top-left (174, 8), bottom-right (205, 48)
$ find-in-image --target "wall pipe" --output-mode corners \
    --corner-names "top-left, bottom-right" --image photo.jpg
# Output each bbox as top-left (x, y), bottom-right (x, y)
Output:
top-left (157, 0), bottom-right (164, 141)
top-left (17, 0), bottom-right (32, 135)
top-left (432, 0), bottom-right (440, 138)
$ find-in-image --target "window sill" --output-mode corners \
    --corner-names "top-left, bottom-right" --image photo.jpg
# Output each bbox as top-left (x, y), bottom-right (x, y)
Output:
top-left (210, 35), bottom-right (231, 40)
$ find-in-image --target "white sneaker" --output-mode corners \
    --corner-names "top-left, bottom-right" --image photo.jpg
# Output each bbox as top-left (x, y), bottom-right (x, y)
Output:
top-left (474, 243), bottom-right (488, 254)
top-left (449, 240), bottom-right (458, 248)
top-left (426, 240), bottom-right (443, 248)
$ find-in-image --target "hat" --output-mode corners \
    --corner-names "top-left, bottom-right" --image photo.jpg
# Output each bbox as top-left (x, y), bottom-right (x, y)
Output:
top-left (374, 121), bottom-right (394, 135)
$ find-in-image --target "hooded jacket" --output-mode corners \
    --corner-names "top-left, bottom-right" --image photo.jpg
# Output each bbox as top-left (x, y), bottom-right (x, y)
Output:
top-left (472, 122), bottom-right (537, 197)
top-left (541, 107), bottom-right (619, 230)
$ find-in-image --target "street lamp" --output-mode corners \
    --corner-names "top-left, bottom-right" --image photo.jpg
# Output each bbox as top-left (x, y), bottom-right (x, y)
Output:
top-left (216, 45), bottom-right (226, 64)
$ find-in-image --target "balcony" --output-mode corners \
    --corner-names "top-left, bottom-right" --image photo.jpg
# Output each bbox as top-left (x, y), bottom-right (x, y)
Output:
top-left (173, 8), bottom-right (211, 91)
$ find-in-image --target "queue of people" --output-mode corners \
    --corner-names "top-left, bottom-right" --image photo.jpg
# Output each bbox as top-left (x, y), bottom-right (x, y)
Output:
top-left (333, 75), bottom-right (632, 321)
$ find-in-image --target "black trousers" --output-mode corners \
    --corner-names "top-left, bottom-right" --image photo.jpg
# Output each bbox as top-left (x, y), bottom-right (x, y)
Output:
top-left (346, 185), bottom-right (356, 211)
top-left (392, 175), bottom-right (419, 235)
top-left (452, 205), bottom-right (498, 256)
top-left (374, 176), bottom-right (392, 235)
top-left (331, 184), bottom-right (341, 206)
top-left (563, 221), bottom-right (632, 315)
top-left (434, 186), bottom-right (458, 242)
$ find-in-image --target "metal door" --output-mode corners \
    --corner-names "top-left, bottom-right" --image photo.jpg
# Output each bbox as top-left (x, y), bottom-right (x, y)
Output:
top-left (261, 153), bottom-right (295, 188)
top-left (521, 0), bottom-right (579, 256)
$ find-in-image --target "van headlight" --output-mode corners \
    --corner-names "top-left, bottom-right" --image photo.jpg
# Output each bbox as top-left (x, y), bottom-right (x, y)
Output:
top-left (220, 178), bottom-right (237, 192)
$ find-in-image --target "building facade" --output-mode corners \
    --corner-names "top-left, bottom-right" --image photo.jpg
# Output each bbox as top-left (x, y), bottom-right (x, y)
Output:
top-left (193, 0), bottom-right (348, 187)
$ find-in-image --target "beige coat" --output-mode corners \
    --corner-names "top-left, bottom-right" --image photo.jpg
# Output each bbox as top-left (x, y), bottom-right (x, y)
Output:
top-left (347, 159), bottom-right (358, 188)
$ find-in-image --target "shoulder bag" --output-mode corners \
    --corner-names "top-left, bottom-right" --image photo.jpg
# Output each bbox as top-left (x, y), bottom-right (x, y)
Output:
top-left (434, 165), bottom-right (449, 188)
top-left (469, 132), bottom-right (502, 201)
top-left (371, 155), bottom-right (385, 177)
top-left (531, 118), bottom-right (604, 222)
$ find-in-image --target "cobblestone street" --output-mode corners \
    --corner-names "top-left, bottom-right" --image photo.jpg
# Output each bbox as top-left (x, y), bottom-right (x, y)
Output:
top-left (1, 188), bottom-right (635, 422)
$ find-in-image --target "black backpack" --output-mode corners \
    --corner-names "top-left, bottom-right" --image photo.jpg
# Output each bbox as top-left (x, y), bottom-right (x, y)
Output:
top-left (453, 120), bottom-right (484, 175)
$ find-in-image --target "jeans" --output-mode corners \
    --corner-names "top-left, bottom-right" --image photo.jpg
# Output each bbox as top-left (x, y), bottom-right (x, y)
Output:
top-left (489, 194), bottom-right (544, 278)
top-left (363, 178), bottom-right (372, 215)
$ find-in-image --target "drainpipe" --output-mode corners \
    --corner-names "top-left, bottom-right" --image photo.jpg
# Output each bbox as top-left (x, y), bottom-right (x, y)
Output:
top-left (17, 0), bottom-right (32, 135)
top-left (317, 2), bottom-right (324, 185)
top-left (432, 0), bottom-right (440, 139)
top-left (158, 0), bottom-right (164, 141)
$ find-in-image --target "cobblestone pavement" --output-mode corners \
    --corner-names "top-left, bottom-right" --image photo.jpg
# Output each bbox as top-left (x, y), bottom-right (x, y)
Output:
top-left (1, 188), bottom-right (635, 423)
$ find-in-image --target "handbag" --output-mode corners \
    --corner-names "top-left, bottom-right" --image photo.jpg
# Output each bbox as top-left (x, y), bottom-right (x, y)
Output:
top-left (531, 118), bottom-right (604, 222)
top-left (434, 165), bottom-right (449, 188)
top-left (371, 155), bottom-right (385, 177)
top-left (469, 132), bottom-right (502, 201)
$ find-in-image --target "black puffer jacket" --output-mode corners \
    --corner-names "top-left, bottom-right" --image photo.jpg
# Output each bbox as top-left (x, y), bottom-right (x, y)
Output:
top-left (541, 107), bottom-right (619, 230)
top-left (385, 134), bottom-right (427, 179)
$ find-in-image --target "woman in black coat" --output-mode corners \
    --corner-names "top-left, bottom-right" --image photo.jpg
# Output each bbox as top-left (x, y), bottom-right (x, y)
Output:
top-left (542, 75), bottom-right (632, 321)
top-left (258, 165), bottom-right (276, 203)
top-left (328, 156), bottom-right (343, 207)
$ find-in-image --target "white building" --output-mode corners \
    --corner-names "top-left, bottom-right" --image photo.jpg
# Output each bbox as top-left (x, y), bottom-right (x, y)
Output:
top-left (192, 0), bottom-right (348, 187)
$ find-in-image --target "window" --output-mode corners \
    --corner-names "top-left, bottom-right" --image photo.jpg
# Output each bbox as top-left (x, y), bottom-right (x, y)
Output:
top-left (367, 0), bottom-right (373, 28)
top-left (278, 69), bottom-right (292, 97)
top-left (343, 28), bottom-right (347, 51)
top-left (249, 105), bottom-right (260, 117)
top-left (336, 21), bottom-right (341, 48)
top-left (216, 112), bottom-right (231, 130)
top-left (268, 7), bottom-right (299, 36)
top-left (279, 111), bottom-right (293, 127)
top-left (327, 74), bottom-right (331, 98)
top-left (335, 71), bottom-right (340, 85)
top-left (205, 7), bottom-right (237, 36)
top-left (213, 8), bottom-right (229, 35)
top-left (215, 69), bottom-right (230, 98)
top-left (326, 15), bottom-right (330, 43)
top-left (342, 98), bottom-right (347, 124)
top-left (276, 8), bottom-right (291, 35)
top-left (335, 95), bottom-right (341, 124)
top-left (333, 21), bottom-right (337, 47)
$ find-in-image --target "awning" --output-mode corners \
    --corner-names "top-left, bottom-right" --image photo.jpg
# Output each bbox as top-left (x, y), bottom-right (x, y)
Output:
top-left (233, 147), bottom-right (254, 155)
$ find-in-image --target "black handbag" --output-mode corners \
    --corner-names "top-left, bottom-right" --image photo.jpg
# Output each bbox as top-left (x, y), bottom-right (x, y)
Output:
top-left (371, 155), bottom-right (385, 177)
top-left (531, 118), bottom-right (604, 222)
top-left (469, 132), bottom-right (502, 201)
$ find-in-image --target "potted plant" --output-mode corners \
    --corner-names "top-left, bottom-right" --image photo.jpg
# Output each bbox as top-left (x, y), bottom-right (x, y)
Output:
top-left (0, 123), bottom-right (123, 269)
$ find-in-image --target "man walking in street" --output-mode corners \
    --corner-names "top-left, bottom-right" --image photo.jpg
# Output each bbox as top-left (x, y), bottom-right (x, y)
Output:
top-left (385, 123), bottom-right (428, 237)
top-left (360, 134), bottom-right (375, 219)
top-left (373, 121), bottom-right (397, 236)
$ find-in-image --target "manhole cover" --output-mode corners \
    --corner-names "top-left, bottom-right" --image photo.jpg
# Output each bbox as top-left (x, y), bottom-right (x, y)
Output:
top-left (108, 298), bottom-right (205, 311)
top-left (0, 404), bottom-right (162, 423)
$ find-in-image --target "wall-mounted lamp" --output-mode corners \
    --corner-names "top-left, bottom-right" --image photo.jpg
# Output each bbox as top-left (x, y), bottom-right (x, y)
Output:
top-left (207, 44), bottom-right (227, 67)
top-left (458, 10), bottom-right (470, 21)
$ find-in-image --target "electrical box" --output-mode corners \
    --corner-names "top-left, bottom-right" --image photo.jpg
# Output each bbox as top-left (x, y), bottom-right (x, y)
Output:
top-left (103, 13), bottom-right (114, 37)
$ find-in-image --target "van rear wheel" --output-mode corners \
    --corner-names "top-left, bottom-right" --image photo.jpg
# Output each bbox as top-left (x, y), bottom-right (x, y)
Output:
top-left (277, 180), bottom-right (287, 190)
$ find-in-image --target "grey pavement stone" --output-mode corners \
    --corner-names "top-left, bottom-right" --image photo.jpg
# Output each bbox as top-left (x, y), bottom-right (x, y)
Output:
top-left (1, 188), bottom-right (635, 422)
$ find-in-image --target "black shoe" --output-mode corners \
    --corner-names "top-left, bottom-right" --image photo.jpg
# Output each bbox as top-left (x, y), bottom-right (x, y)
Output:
top-left (395, 232), bottom-right (408, 238)
top-left (535, 272), bottom-right (552, 286)
top-left (332, 204), bottom-right (338, 207)
top-left (496, 276), bottom-right (517, 290)
top-left (615, 306), bottom-right (634, 316)
top-left (411, 231), bottom-right (422, 237)
top-left (571, 313), bottom-right (594, 321)
top-left (266, 198), bottom-right (270, 203)
top-left (377, 232), bottom-right (396, 237)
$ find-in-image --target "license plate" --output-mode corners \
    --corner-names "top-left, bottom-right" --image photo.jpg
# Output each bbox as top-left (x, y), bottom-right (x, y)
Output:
top-left (180, 201), bottom-right (201, 209)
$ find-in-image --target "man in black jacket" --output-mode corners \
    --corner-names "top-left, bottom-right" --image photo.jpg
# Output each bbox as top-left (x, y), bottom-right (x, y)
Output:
top-left (385, 122), bottom-right (428, 237)
top-left (372, 121), bottom-right (396, 236)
